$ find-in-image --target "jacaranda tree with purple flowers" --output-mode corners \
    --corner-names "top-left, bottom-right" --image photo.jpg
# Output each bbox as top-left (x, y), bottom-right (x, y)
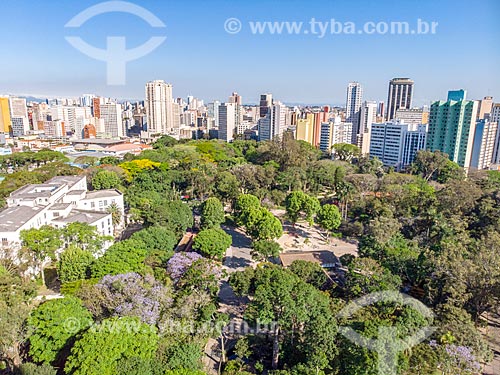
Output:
top-left (429, 340), bottom-right (482, 374)
top-left (79, 273), bottom-right (172, 325)
top-left (166, 252), bottom-right (202, 281)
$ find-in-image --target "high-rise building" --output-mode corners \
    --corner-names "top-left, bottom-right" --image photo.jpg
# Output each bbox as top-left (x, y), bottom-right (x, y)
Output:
top-left (370, 120), bottom-right (427, 170)
top-left (145, 80), bottom-right (174, 135)
top-left (229, 92), bottom-right (242, 105)
top-left (295, 113), bottom-right (315, 145)
top-left (492, 107), bottom-right (500, 164)
top-left (100, 103), bottom-right (124, 138)
top-left (395, 108), bottom-right (427, 126)
top-left (377, 102), bottom-right (385, 117)
top-left (491, 103), bottom-right (500, 124)
top-left (258, 101), bottom-right (287, 141)
top-left (346, 82), bottom-right (363, 144)
top-left (426, 91), bottom-right (479, 168)
top-left (386, 78), bottom-right (414, 120)
top-left (259, 93), bottom-right (272, 118)
top-left (207, 101), bottom-right (220, 130)
top-left (9, 97), bottom-right (29, 136)
top-left (83, 124), bottom-right (97, 139)
top-left (312, 107), bottom-right (330, 147)
top-left (80, 94), bottom-right (95, 107)
top-left (92, 97), bottom-right (102, 118)
top-left (358, 101), bottom-right (377, 150)
top-left (320, 117), bottom-right (353, 152)
top-left (470, 119), bottom-right (497, 170)
top-left (9, 97), bottom-right (28, 118)
top-left (229, 93), bottom-right (243, 134)
top-left (65, 106), bottom-right (91, 138)
top-left (0, 97), bottom-right (11, 133)
top-left (447, 89), bottom-right (467, 101)
top-left (218, 103), bottom-right (235, 142)
top-left (477, 96), bottom-right (493, 120)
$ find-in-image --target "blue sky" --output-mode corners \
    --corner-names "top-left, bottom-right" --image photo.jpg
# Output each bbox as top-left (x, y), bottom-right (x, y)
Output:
top-left (0, 0), bottom-right (498, 106)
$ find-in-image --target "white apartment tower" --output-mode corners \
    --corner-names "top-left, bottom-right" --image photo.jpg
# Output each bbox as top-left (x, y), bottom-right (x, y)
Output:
top-left (9, 97), bottom-right (29, 136)
top-left (258, 101), bottom-right (287, 141)
top-left (358, 101), bottom-right (377, 153)
top-left (346, 82), bottom-right (363, 144)
top-left (218, 103), bottom-right (236, 142)
top-left (471, 119), bottom-right (497, 170)
top-left (369, 120), bottom-right (427, 171)
top-left (145, 80), bottom-right (174, 135)
top-left (100, 103), bottom-right (124, 138)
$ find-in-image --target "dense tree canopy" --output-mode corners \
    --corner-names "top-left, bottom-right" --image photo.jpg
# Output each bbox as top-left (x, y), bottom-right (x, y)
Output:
top-left (28, 297), bottom-right (92, 365)
top-left (192, 228), bottom-right (232, 260)
top-left (91, 170), bottom-right (122, 190)
top-left (200, 197), bottom-right (225, 229)
top-left (2, 137), bottom-right (499, 375)
top-left (90, 239), bottom-right (147, 279)
top-left (64, 317), bottom-right (158, 375)
top-left (57, 246), bottom-right (95, 283)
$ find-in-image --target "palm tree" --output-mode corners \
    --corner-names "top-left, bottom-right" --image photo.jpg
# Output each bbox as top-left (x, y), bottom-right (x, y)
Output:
top-left (107, 203), bottom-right (122, 234)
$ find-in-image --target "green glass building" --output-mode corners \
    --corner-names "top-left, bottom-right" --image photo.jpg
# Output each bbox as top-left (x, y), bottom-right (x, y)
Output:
top-left (426, 91), bottom-right (479, 168)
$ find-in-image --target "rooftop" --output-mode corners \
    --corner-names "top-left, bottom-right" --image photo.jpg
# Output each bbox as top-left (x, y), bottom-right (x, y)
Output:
top-left (71, 139), bottom-right (127, 146)
top-left (84, 189), bottom-right (122, 199)
top-left (0, 205), bottom-right (46, 232)
top-left (48, 203), bottom-right (72, 210)
top-left (52, 210), bottom-right (109, 225)
top-left (46, 175), bottom-right (85, 188)
top-left (65, 190), bottom-right (86, 195)
top-left (9, 183), bottom-right (63, 199)
top-left (105, 143), bottom-right (145, 152)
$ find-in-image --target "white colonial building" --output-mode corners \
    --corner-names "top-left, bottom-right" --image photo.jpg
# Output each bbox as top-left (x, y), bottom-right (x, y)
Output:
top-left (0, 175), bottom-right (124, 248)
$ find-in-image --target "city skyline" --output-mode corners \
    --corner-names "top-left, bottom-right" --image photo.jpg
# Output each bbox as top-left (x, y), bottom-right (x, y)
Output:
top-left (0, 0), bottom-right (498, 104)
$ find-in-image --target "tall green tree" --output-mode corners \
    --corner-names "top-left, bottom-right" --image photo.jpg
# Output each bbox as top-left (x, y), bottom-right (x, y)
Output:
top-left (61, 222), bottom-right (110, 255)
top-left (235, 194), bottom-right (261, 225)
top-left (57, 246), bottom-right (95, 283)
top-left (64, 317), bottom-right (158, 375)
top-left (316, 204), bottom-right (342, 237)
top-left (20, 226), bottom-right (63, 285)
top-left (332, 143), bottom-right (360, 162)
top-left (130, 226), bottom-right (178, 254)
top-left (143, 200), bottom-right (194, 236)
top-left (0, 266), bottom-right (37, 370)
top-left (91, 170), bottom-right (122, 190)
top-left (200, 197), bottom-right (225, 229)
top-left (90, 239), bottom-right (147, 279)
top-left (345, 257), bottom-right (402, 297)
top-left (239, 266), bottom-right (337, 370)
top-left (246, 208), bottom-right (283, 241)
top-left (28, 297), bottom-right (93, 365)
top-left (192, 228), bottom-right (232, 260)
top-left (285, 191), bottom-right (320, 225)
top-left (251, 240), bottom-right (281, 262)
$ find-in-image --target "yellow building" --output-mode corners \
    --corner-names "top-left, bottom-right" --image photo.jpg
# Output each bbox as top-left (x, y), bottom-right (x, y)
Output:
top-left (295, 113), bottom-right (315, 145)
top-left (0, 98), bottom-right (11, 133)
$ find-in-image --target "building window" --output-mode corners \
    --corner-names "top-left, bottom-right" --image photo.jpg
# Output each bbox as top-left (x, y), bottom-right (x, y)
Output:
top-left (99, 201), bottom-right (103, 208)
top-left (91, 202), bottom-right (95, 208)
top-left (1, 238), bottom-right (7, 246)
top-left (54, 212), bottom-right (60, 217)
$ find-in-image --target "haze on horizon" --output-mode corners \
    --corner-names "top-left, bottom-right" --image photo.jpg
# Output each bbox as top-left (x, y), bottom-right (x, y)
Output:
top-left (0, 0), bottom-right (498, 106)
